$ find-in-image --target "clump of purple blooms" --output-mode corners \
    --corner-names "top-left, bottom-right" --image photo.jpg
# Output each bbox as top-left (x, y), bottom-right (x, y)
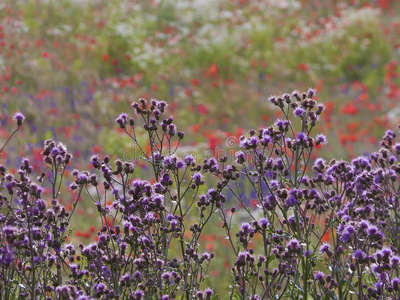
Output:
top-left (1, 90), bottom-right (400, 299)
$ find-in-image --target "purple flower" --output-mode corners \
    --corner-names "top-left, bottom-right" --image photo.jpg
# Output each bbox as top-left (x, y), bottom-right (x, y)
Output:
top-left (358, 220), bottom-right (369, 231)
top-left (320, 243), bottom-right (331, 255)
top-left (77, 173), bottom-right (88, 184)
top-left (368, 225), bottom-right (383, 240)
top-left (236, 151), bottom-right (246, 164)
top-left (292, 90), bottom-right (301, 100)
top-left (353, 249), bottom-right (366, 262)
top-left (13, 112), bottom-right (25, 126)
top-left (285, 196), bottom-right (297, 208)
top-left (314, 271), bottom-right (324, 280)
top-left (236, 251), bottom-right (248, 267)
top-left (202, 252), bottom-right (211, 260)
top-left (391, 255), bottom-right (400, 267)
top-left (157, 100), bottom-right (167, 111)
top-left (261, 134), bottom-right (272, 146)
top-left (133, 271), bottom-right (142, 280)
top-left (248, 136), bottom-right (258, 148)
top-left (317, 103), bottom-right (325, 113)
top-left (121, 274), bottom-right (131, 283)
top-left (0, 245), bottom-right (14, 265)
top-left (95, 283), bottom-right (105, 293)
top-left (167, 124), bottom-right (177, 136)
top-left (307, 88), bottom-right (316, 98)
top-left (133, 290), bottom-right (144, 300)
top-left (240, 222), bottom-right (252, 234)
top-left (294, 107), bottom-right (305, 117)
top-left (395, 143), bottom-right (400, 155)
top-left (163, 155), bottom-right (178, 169)
top-left (192, 172), bottom-right (204, 186)
top-left (116, 113), bottom-right (128, 128)
top-left (268, 96), bottom-right (277, 105)
top-left (287, 239), bottom-right (301, 253)
top-left (259, 218), bottom-right (268, 229)
top-left (162, 272), bottom-right (172, 283)
top-left (178, 131), bottom-right (185, 139)
top-left (316, 134), bottom-right (327, 145)
top-left (339, 228), bottom-right (353, 244)
top-left (119, 113), bottom-right (128, 121)
top-left (176, 159), bottom-right (185, 169)
top-left (375, 281), bottom-right (383, 292)
top-left (382, 247), bottom-right (392, 257)
top-left (90, 155), bottom-right (101, 168)
top-left (275, 119), bottom-right (284, 128)
top-left (393, 278), bottom-right (400, 291)
top-left (204, 288), bottom-right (214, 298)
top-left (184, 155), bottom-right (195, 165)
top-left (314, 271), bottom-right (325, 284)
top-left (297, 132), bottom-right (306, 143)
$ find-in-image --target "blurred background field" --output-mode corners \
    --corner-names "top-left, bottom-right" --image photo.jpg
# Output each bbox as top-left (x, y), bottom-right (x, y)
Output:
top-left (1, 0), bottom-right (400, 295)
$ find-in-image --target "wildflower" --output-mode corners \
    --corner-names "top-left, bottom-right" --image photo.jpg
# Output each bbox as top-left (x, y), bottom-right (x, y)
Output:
top-left (204, 288), bottom-right (214, 299)
top-left (294, 107), bottom-right (305, 117)
top-left (297, 132), bottom-right (306, 143)
top-left (268, 96), bottom-right (277, 105)
top-left (261, 134), bottom-right (272, 146)
top-left (259, 218), bottom-right (268, 229)
top-left (316, 103), bottom-right (325, 115)
top-left (248, 136), bottom-right (258, 148)
top-left (162, 272), bottom-right (172, 284)
top-left (90, 155), bottom-right (101, 168)
top-left (316, 134), bottom-right (327, 145)
top-left (115, 113), bottom-right (128, 129)
top-left (133, 290), bottom-right (144, 300)
top-left (283, 93), bottom-right (291, 103)
top-left (391, 255), bottom-right (400, 267)
top-left (13, 112), bottom-right (25, 126)
top-left (314, 271), bottom-right (325, 284)
top-left (393, 278), bottom-right (400, 291)
top-left (320, 243), bottom-right (332, 256)
top-left (178, 131), bottom-right (185, 139)
top-left (133, 271), bottom-right (142, 281)
top-left (395, 143), bottom-right (400, 155)
top-left (235, 151), bottom-right (246, 164)
top-left (339, 226), bottom-right (354, 244)
top-left (192, 172), bottom-right (204, 186)
top-left (196, 291), bottom-right (205, 300)
top-left (202, 252), bottom-right (211, 260)
top-left (184, 154), bottom-right (195, 165)
top-left (167, 124), bottom-right (177, 136)
top-left (292, 90), bottom-right (301, 101)
top-left (307, 88), bottom-right (316, 98)
top-left (353, 249), bottom-right (366, 262)
top-left (236, 251), bottom-right (248, 268)
top-left (287, 239), bottom-right (301, 254)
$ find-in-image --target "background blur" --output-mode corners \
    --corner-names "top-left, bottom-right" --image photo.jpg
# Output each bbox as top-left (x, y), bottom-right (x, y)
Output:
top-left (1, 0), bottom-right (400, 293)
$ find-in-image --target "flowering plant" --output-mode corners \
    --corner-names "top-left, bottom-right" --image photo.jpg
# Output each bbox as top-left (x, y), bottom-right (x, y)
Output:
top-left (1, 90), bottom-right (400, 299)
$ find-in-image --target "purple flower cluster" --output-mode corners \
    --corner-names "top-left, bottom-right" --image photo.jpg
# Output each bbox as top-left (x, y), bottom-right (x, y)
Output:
top-left (220, 89), bottom-right (400, 299)
top-left (2, 90), bottom-right (400, 299)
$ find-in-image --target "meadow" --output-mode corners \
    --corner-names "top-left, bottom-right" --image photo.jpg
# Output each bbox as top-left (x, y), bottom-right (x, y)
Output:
top-left (1, 0), bottom-right (400, 298)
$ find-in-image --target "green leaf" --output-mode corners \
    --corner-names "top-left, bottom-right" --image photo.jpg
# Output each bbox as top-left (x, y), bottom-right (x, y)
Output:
top-left (267, 254), bottom-right (275, 264)
top-left (231, 291), bottom-right (241, 300)
top-left (277, 173), bottom-right (291, 185)
top-left (294, 280), bottom-right (304, 293)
